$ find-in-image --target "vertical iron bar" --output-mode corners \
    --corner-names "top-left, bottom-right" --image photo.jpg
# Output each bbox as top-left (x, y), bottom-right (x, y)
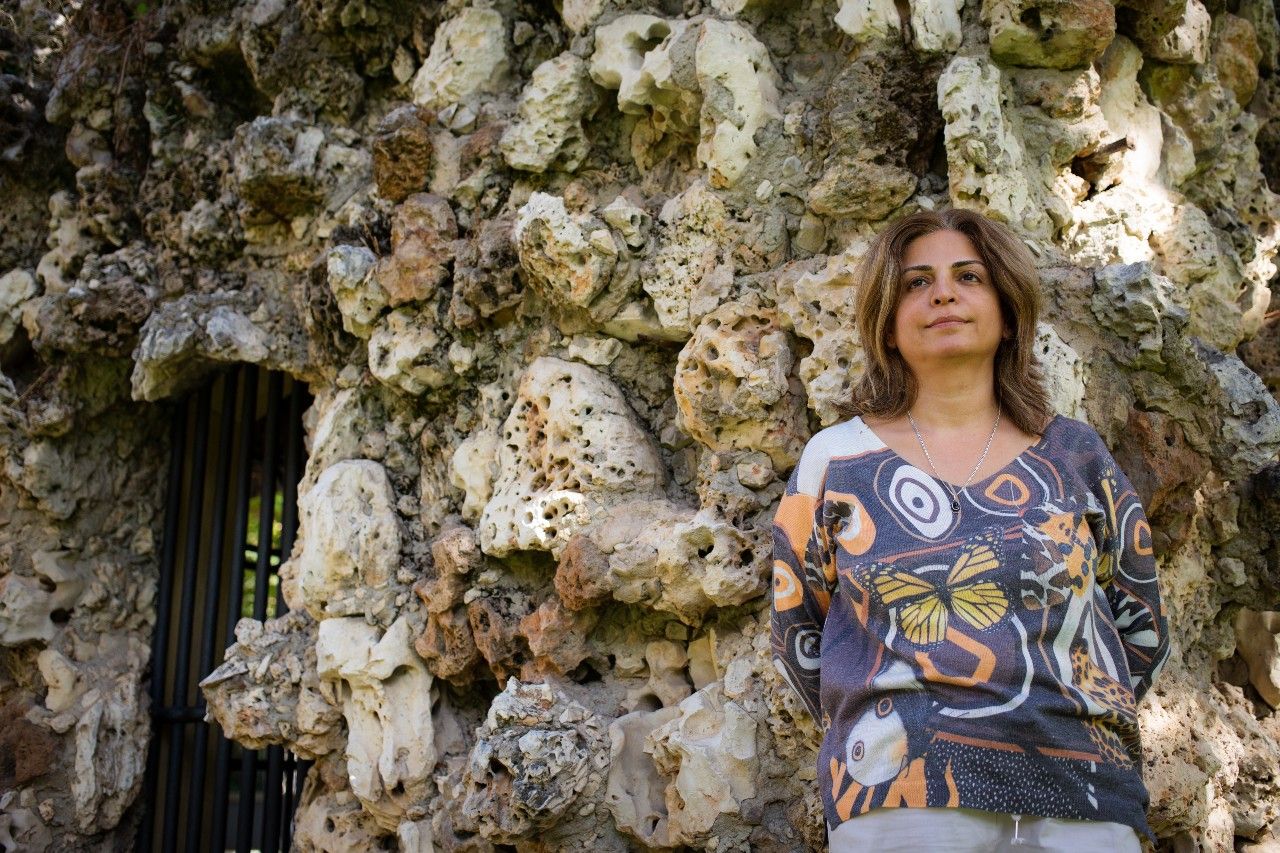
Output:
top-left (239, 370), bottom-right (281, 851)
top-left (189, 369), bottom-right (239, 849)
top-left (279, 378), bottom-right (305, 574)
top-left (140, 403), bottom-right (188, 853)
top-left (253, 371), bottom-right (283, 622)
top-left (258, 372), bottom-right (285, 852)
top-left (162, 382), bottom-right (212, 853)
top-left (281, 752), bottom-right (295, 851)
top-left (235, 749), bottom-right (259, 853)
top-left (213, 365), bottom-right (258, 853)
top-left (263, 746), bottom-right (285, 853)
top-left (278, 382), bottom-right (308, 851)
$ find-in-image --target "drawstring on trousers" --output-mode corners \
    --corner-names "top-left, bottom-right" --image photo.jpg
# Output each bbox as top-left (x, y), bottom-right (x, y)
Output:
top-left (1011, 814), bottom-right (1025, 846)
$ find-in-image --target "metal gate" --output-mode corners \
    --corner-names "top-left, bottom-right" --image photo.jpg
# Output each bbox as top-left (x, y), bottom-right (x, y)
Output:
top-left (140, 365), bottom-right (312, 853)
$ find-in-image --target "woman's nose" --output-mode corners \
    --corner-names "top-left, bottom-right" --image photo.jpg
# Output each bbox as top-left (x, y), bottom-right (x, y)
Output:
top-left (931, 278), bottom-right (958, 304)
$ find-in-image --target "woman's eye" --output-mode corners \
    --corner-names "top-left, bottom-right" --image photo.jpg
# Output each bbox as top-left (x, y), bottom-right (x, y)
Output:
top-left (907, 277), bottom-right (928, 289)
top-left (960, 271), bottom-right (981, 282)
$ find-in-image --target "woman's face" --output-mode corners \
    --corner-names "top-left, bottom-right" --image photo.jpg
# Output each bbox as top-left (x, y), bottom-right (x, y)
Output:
top-left (888, 229), bottom-right (1008, 372)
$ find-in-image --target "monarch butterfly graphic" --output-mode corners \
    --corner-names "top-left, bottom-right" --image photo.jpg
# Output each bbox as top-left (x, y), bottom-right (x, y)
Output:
top-left (871, 534), bottom-right (1009, 646)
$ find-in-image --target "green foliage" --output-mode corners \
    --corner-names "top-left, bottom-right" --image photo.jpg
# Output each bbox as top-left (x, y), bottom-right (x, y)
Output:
top-left (240, 489), bottom-right (285, 618)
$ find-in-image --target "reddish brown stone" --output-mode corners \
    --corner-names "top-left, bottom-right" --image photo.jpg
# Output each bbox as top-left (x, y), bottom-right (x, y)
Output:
top-left (449, 213), bottom-right (523, 329)
top-left (466, 595), bottom-right (529, 681)
top-left (414, 524), bottom-right (483, 614)
top-left (371, 105), bottom-right (435, 203)
top-left (0, 700), bottom-right (59, 787)
top-left (458, 123), bottom-right (505, 170)
top-left (375, 193), bottom-right (458, 306)
top-left (519, 598), bottom-right (598, 678)
top-left (432, 523), bottom-right (483, 577)
top-left (415, 607), bottom-right (481, 682)
top-left (554, 534), bottom-right (612, 611)
top-left (1113, 409), bottom-right (1209, 553)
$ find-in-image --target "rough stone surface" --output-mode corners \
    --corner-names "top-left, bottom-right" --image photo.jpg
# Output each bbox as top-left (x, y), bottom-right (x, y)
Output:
top-left (986, 0), bottom-right (1116, 69)
top-left (500, 53), bottom-right (600, 173)
top-left (410, 7), bottom-right (509, 113)
top-left (477, 356), bottom-right (667, 558)
top-left (199, 611), bottom-right (343, 759)
top-left (4, 0), bottom-right (1280, 849)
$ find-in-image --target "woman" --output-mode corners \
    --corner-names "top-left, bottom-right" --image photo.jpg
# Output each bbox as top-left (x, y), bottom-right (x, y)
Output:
top-left (770, 209), bottom-right (1169, 852)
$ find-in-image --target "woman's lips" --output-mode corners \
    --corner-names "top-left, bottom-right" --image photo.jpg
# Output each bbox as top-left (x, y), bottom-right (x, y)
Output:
top-left (927, 319), bottom-right (967, 328)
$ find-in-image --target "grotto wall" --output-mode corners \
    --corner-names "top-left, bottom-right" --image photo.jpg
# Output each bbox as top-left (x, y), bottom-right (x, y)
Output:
top-left (2, 0), bottom-right (1280, 850)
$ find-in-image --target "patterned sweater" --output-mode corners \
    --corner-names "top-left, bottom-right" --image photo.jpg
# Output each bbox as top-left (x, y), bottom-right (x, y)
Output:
top-left (770, 414), bottom-right (1169, 841)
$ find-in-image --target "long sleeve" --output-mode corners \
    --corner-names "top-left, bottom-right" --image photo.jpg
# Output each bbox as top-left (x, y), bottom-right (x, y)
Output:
top-left (770, 447), bottom-right (836, 723)
top-left (1095, 452), bottom-right (1170, 703)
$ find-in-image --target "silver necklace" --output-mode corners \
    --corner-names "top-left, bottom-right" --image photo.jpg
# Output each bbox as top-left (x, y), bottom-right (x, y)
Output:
top-left (906, 408), bottom-right (1002, 513)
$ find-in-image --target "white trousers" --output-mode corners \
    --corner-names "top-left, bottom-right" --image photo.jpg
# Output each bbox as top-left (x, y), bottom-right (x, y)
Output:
top-left (827, 807), bottom-right (1143, 853)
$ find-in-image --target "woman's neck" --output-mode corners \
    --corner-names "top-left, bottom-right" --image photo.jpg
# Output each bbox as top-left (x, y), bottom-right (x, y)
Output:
top-left (909, 366), bottom-right (1000, 431)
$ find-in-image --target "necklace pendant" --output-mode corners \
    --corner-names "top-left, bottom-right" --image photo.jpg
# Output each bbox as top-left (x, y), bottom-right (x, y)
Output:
top-left (951, 499), bottom-right (960, 513)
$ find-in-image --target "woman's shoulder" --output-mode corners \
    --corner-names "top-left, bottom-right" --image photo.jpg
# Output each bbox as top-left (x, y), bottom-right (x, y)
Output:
top-left (790, 416), bottom-right (883, 495)
top-left (1040, 413), bottom-right (1117, 462)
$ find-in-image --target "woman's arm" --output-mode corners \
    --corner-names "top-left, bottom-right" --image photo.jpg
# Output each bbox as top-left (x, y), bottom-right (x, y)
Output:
top-left (770, 444), bottom-right (835, 723)
top-left (1096, 452), bottom-right (1171, 702)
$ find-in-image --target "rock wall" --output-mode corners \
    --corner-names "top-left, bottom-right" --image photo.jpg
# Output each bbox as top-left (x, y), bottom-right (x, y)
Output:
top-left (2, 0), bottom-right (1280, 850)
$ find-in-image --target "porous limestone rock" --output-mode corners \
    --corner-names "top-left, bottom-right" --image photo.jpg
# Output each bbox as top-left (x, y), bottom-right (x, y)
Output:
top-left (370, 104), bottom-right (434, 203)
top-left (1130, 0), bottom-right (1212, 64)
top-left (413, 521), bottom-right (484, 682)
top-left (448, 211), bottom-right (523, 328)
top-left (589, 16), bottom-right (701, 170)
top-left (293, 460), bottom-right (402, 621)
top-left (513, 193), bottom-right (633, 325)
top-left (773, 252), bottom-right (863, 426)
top-left (641, 181), bottom-right (733, 335)
top-left (34, 191), bottom-right (99, 296)
top-left (373, 193), bottom-right (457, 308)
top-left (457, 679), bottom-right (609, 843)
top-left (1236, 609), bottom-right (1280, 709)
top-left (1034, 321), bottom-right (1087, 420)
top-left (658, 683), bottom-right (758, 839)
top-left (675, 301), bottom-right (808, 469)
top-left (0, 550), bottom-right (84, 645)
top-left (411, 7), bottom-right (509, 112)
top-left (939, 55), bottom-right (1058, 237)
top-left (367, 306), bottom-right (451, 396)
top-left (910, 0), bottom-right (964, 53)
top-left (604, 704), bottom-right (681, 846)
top-left (478, 356), bottom-right (667, 558)
top-left (558, 500), bottom-right (768, 625)
top-left (230, 117), bottom-right (371, 227)
top-left (315, 615), bottom-right (434, 831)
top-left (500, 53), bottom-right (600, 173)
top-left (693, 20), bottom-right (782, 189)
top-left (200, 610), bottom-right (343, 758)
top-left (66, 672), bottom-right (149, 833)
top-left (293, 785), bottom-right (391, 851)
top-left (833, 0), bottom-right (901, 43)
top-left (986, 0), bottom-right (1116, 69)
top-left (326, 244), bottom-right (383, 339)
top-left (1090, 262), bottom-right (1185, 371)
top-left (130, 291), bottom-right (304, 402)
top-left (0, 269), bottom-right (37, 346)
top-left (26, 242), bottom-right (157, 359)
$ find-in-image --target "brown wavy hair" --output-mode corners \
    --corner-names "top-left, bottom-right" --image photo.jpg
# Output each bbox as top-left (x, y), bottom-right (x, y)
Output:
top-left (841, 208), bottom-right (1053, 436)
